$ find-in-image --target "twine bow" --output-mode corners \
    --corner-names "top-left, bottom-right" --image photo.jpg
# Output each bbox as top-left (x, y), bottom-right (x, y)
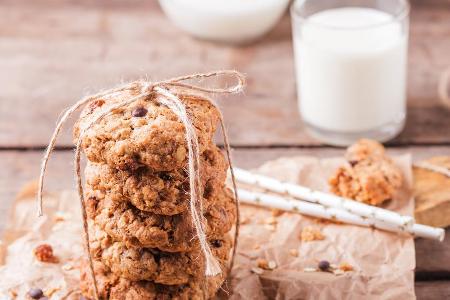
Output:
top-left (37, 70), bottom-right (245, 300)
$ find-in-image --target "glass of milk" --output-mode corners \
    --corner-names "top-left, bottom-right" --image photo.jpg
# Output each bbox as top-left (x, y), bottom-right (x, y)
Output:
top-left (291, 0), bottom-right (410, 146)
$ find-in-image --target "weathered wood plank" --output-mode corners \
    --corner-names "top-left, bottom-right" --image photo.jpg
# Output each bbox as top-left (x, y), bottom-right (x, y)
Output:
top-left (415, 281), bottom-right (450, 300)
top-left (0, 0), bottom-right (449, 147)
top-left (1, 147), bottom-right (450, 277)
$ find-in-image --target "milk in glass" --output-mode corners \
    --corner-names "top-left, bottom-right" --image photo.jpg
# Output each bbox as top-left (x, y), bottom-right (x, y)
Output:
top-left (293, 7), bottom-right (408, 145)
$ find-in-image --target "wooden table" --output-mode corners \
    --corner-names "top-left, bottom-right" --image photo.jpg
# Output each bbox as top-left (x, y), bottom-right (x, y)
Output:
top-left (1, 0), bottom-right (449, 298)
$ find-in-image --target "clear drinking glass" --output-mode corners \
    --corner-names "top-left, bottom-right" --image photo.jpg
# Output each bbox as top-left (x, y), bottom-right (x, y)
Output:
top-left (291, 0), bottom-right (410, 146)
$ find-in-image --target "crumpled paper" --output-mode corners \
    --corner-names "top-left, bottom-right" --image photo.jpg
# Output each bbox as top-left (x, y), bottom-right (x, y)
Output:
top-left (0, 155), bottom-right (415, 299)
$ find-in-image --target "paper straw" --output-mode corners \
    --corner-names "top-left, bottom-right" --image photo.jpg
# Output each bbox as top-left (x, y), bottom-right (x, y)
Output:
top-left (234, 168), bottom-right (414, 228)
top-left (237, 189), bottom-right (444, 242)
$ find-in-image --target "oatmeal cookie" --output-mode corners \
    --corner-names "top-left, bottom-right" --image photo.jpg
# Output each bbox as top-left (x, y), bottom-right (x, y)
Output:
top-left (74, 91), bottom-right (221, 171)
top-left (86, 188), bottom-right (236, 252)
top-left (345, 139), bottom-right (386, 165)
top-left (329, 154), bottom-right (403, 206)
top-left (89, 226), bottom-right (232, 284)
top-left (85, 146), bottom-right (227, 215)
top-left (80, 259), bottom-right (225, 300)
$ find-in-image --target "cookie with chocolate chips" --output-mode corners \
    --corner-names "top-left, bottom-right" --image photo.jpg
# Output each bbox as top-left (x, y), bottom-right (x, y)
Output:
top-left (89, 225), bottom-right (232, 284)
top-left (74, 91), bottom-right (221, 172)
top-left (85, 188), bottom-right (236, 252)
top-left (85, 146), bottom-right (227, 216)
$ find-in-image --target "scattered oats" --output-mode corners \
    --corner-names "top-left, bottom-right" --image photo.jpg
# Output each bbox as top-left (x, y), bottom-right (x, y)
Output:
top-left (303, 267), bottom-right (317, 272)
top-left (339, 262), bottom-right (354, 272)
top-left (62, 263), bottom-right (75, 271)
top-left (265, 216), bottom-right (278, 225)
top-left (54, 211), bottom-right (71, 222)
top-left (45, 287), bottom-right (60, 297)
top-left (333, 269), bottom-right (345, 276)
top-left (271, 209), bottom-right (283, 217)
top-left (289, 249), bottom-right (299, 257)
top-left (251, 267), bottom-right (264, 275)
top-left (257, 259), bottom-right (277, 270)
top-left (268, 260), bottom-right (277, 270)
top-left (300, 226), bottom-right (325, 242)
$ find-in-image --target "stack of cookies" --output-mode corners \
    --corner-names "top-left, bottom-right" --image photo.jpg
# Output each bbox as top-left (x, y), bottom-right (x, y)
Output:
top-left (74, 91), bottom-right (236, 299)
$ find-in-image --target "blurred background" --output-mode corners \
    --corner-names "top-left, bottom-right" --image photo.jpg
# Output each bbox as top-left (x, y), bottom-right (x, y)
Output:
top-left (1, 0), bottom-right (449, 207)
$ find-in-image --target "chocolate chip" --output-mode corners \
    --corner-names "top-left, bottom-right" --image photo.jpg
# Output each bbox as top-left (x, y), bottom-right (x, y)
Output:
top-left (159, 172), bottom-right (172, 181)
top-left (318, 260), bottom-right (330, 271)
top-left (28, 288), bottom-right (43, 299)
top-left (348, 160), bottom-right (359, 167)
top-left (131, 106), bottom-right (148, 117)
top-left (203, 182), bottom-right (213, 198)
top-left (211, 240), bottom-right (222, 248)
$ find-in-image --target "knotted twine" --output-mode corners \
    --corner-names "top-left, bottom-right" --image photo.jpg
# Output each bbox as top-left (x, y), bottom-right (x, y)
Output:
top-left (37, 70), bottom-right (245, 300)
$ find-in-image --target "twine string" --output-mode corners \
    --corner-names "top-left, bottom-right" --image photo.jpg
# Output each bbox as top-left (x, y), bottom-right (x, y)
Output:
top-left (37, 70), bottom-right (245, 300)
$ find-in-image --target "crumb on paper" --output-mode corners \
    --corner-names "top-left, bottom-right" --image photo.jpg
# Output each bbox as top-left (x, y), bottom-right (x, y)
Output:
top-left (257, 258), bottom-right (277, 270)
top-left (333, 269), bottom-right (345, 276)
top-left (339, 262), bottom-right (354, 272)
top-left (271, 209), bottom-right (283, 217)
top-left (54, 211), bottom-right (71, 222)
top-left (253, 244), bottom-right (261, 250)
top-left (267, 260), bottom-right (277, 270)
top-left (300, 226), bottom-right (325, 242)
top-left (45, 287), bottom-right (61, 297)
top-left (257, 258), bottom-right (269, 269)
top-left (289, 249), bottom-right (299, 257)
top-left (251, 267), bottom-right (264, 275)
top-left (62, 263), bottom-right (75, 271)
top-left (33, 243), bottom-right (59, 263)
top-left (303, 267), bottom-right (317, 272)
top-left (9, 290), bottom-right (17, 299)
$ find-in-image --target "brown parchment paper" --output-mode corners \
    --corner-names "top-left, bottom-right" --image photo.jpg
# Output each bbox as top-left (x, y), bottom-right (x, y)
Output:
top-left (0, 155), bottom-right (415, 300)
